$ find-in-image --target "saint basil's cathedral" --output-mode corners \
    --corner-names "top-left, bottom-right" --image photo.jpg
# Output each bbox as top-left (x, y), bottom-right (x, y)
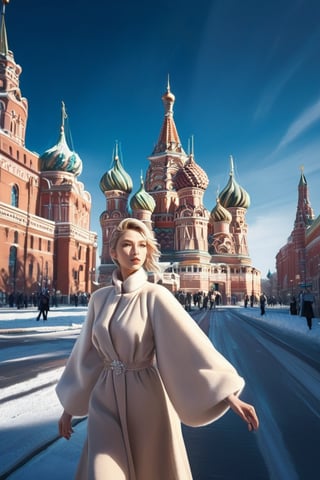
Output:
top-left (0, 5), bottom-right (261, 305)
top-left (98, 83), bottom-right (261, 302)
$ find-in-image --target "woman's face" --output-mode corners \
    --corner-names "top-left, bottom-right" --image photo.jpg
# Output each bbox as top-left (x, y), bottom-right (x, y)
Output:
top-left (111, 229), bottom-right (148, 280)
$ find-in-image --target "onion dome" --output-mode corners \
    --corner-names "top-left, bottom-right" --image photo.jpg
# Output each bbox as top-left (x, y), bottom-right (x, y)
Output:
top-left (219, 156), bottom-right (250, 209)
top-left (162, 81), bottom-right (175, 105)
top-left (175, 138), bottom-right (209, 190)
top-left (99, 142), bottom-right (133, 194)
top-left (210, 197), bottom-right (232, 223)
top-left (130, 176), bottom-right (156, 212)
top-left (39, 102), bottom-right (82, 176)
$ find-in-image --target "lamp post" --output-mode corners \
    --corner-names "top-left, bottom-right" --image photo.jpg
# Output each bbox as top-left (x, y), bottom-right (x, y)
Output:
top-left (251, 268), bottom-right (255, 294)
top-left (250, 268), bottom-right (255, 307)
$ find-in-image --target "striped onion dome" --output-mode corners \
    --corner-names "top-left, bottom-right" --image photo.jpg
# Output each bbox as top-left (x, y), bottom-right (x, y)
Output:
top-left (130, 177), bottom-right (156, 212)
top-left (219, 156), bottom-right (250, 209)
top-left (99, 143), bottom-right (133, 194)
top-left (39, 127), bottom-right (82, 176)
top-left (39, 103), bottom-right (82, 176)
top-left (210, 198), bottom-right (232, 223)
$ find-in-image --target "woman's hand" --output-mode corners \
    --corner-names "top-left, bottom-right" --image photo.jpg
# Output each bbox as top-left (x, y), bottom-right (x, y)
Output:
top-left (225, 393), bottom-right (259, 431)
top-left (58, 410), bottom-right (74, 440)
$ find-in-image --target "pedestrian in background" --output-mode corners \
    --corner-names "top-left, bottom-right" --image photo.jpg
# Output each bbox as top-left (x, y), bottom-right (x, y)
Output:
top-left (300, 289), bottom-right (315, 330)
top-left (36, 290), bottom-right (50, 321)
top-left (57, 218), bottom-right (259, 480)
top-left (289, 296), bottom-right (297, 315)
top-left (259, 293), bottom-right (267, 316)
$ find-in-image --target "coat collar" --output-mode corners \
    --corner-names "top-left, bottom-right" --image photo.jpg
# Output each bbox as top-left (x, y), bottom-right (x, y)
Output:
top-left (112, 267), bottom-right (148, 294)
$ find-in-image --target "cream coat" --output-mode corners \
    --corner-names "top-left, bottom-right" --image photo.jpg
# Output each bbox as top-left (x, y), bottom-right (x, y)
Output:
top-left (56, 268), bottom-right (245, 480)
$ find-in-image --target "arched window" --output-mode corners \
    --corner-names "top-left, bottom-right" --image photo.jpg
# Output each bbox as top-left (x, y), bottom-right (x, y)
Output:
top-left (11, 185), bottom-right (19, 207)
top-left (44, 261), bottom-right (48, 278)
top-left (0, 101), bottom-right (4, 127)
top-left (28, 262), bottom-right (33, 279)
top-left (13, 231), bottom-right (18, 244)
top-left (9, 245), bottom-right (17, 278)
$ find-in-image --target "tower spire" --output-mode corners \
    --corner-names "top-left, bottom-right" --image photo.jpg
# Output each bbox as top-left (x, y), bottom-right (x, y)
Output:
top-left (114, 140), bottom-right (119, 160)
top-left (151, 79), bottom-right (186, 155)
top-left (229, 155), bottom-right (234, 176)
top-left (0, 0), bottom-right (9, 56)
top-left (190, 135), bottom-right (194, 157)
top-left (61, 101), bottom-right (67, 131)
top-left (295, 167), bottom-right (314, 226)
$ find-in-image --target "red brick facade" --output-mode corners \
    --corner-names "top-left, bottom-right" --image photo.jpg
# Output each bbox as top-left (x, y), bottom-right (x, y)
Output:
top-left (0, 11), bottom-right (97, 304)
top-left (276, 171), bottom-right (320, 311)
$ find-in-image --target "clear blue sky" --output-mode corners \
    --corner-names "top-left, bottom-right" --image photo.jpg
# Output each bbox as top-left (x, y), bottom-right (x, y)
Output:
top-left (6, 0), bottom-right (320, 278)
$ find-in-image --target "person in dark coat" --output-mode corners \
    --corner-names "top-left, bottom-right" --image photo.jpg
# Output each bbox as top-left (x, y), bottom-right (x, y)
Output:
top-left (300, 289), bottom-right (315, 330)
top-left (289, 296), bottom-right (297, 315)
top-left (37, 290), bottom-right (50, 321)
top-left (259, 293), bottom-right (267, 316)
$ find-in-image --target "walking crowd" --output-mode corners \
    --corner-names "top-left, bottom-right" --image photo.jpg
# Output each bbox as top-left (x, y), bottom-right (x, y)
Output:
top-left (175, 290), bottom-right (222, 311)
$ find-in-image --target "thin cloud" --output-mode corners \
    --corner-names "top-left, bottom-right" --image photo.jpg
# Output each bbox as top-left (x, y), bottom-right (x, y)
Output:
top-left (254, 59), bottom-right (302, 121)
top-left (277, 97), bottom-right (320, 150)
top-left (255, 27), bottom-right (320, 122)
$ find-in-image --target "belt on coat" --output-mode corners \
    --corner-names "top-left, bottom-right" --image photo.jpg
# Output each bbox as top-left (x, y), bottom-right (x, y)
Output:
top-left (104, 358), bottom-right (153, 375)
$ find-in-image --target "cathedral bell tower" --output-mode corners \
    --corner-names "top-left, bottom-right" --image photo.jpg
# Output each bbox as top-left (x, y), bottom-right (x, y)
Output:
top-left (145, 79), bottom-right (188, 254)
top-left (174, 138), bottom-right (210, 255)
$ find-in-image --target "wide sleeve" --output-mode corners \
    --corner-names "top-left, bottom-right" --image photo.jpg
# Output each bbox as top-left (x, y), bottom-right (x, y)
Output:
top-left (149, 286), bottom-right (245, 427)
top-left (55, 297), bottom-right (104, 416)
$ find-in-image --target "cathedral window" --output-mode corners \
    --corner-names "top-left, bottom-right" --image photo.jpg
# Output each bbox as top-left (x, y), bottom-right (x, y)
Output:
top-left (8, 246), bottom-right (17, 279)
top-left (0, 101), bottom-right (4, 125)
top-left (44, 261), bottom-right (49, 280)
top-left (11, 184), bottom-right (19, 207)
top-left (28, 262), bottom-right (33, 279)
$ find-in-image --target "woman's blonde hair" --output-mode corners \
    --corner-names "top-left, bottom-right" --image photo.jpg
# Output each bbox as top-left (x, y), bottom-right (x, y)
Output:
top-left (110, 218), bottom-right (161, 273)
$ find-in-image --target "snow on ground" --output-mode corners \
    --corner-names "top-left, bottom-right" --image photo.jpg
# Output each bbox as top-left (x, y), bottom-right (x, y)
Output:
top-left (0, 305), bottom-right (319, 478)
top-left (0, 305), bottom-right (87, 333)
top-left (0, 306), bottom-right (88, 478)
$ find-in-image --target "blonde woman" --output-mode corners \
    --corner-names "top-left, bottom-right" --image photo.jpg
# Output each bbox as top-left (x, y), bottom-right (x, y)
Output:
top-left (57, 218), bottom-right (258, 480)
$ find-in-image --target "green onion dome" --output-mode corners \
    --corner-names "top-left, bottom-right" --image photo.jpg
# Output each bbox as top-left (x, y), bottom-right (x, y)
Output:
top-left (210, 198), bottom-right (232, 223)
top-left (219, 156), bottom-right (250, 209)
top-left (175, 154), bottom-right (209, 191)
top-left (39, 126), bottom-right (82, 176)
top-left (99, 146), bottom-right (133, 194)
top-left (130, 177), bottom-right (156, 212)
